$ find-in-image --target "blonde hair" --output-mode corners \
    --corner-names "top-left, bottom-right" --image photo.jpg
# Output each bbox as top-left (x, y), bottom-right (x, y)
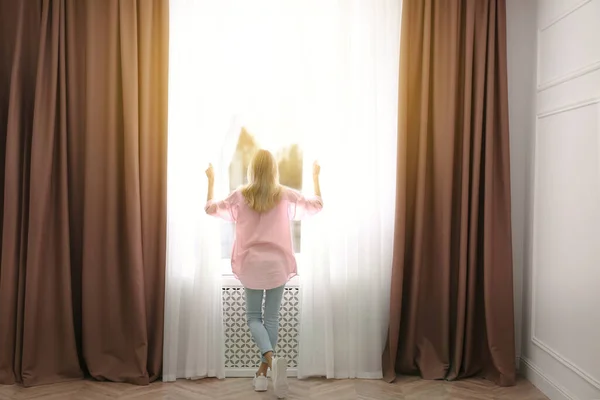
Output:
top-left (242, 149), bottom-right (282, 213)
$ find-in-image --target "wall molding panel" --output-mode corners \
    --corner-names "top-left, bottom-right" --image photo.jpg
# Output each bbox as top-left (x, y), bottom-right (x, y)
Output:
top-left (539, 0), bottom-right (592, 33)
top-left (531, 98), bottom-right (600, 397)
top-left (537, 60), bottom-right (600, 93)
top-left (520, 357), bottom-right (578, 400)
top-left (536, 0), bottom-right (599, 89)
top-left (531, 336), bottom-right (600, 391)
top-left (537, 97), bottom-right (600, 119)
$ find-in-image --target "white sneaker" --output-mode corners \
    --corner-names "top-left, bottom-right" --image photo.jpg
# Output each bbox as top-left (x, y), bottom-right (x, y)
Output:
top-left (271, 357), bottom-right (289, 399)
top-left (253, 373), bottom-right (268, 392)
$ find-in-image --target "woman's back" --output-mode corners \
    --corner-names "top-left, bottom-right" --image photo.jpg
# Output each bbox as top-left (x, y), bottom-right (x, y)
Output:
top-left (205, 187), bottom-right (322, 289)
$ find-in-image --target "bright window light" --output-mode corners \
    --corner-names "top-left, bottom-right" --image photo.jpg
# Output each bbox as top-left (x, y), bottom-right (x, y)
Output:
top-left (168, 0), bottom-right (401, 279)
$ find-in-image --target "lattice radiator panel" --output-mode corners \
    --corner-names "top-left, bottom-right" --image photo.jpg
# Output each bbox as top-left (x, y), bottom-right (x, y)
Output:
top-left (222, 286), bottom-right (299, 369)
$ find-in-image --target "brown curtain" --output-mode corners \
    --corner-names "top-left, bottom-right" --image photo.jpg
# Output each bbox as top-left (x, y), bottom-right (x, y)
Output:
top-left (0, 0), bottom-right (168, 387)
top-left (382, 0), bottom-right (516, 386)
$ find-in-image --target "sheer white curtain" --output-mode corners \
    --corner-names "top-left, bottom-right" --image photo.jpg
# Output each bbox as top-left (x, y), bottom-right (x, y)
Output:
top-left (163, 0), bottom-right (227, 381)
top-left (165, 0), bottom-right (401, 380)
top-left (297, 1), bottom-right (402, 379)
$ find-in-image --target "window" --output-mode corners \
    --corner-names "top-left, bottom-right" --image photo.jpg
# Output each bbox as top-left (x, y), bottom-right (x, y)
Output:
top-left (221, 127), bottom-right (303, 273)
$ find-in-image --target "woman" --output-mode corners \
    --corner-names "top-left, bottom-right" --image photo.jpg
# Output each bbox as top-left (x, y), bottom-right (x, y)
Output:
top-left (205, 149), bottom-right (323, 397)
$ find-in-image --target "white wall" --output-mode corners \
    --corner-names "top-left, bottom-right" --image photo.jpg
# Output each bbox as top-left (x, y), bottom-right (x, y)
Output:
top-left (507, 1), bottom-right (600, 400)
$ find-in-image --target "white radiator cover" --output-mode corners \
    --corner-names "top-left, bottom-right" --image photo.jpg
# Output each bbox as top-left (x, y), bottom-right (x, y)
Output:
top-left (222, 285), bottom-right (300, 374)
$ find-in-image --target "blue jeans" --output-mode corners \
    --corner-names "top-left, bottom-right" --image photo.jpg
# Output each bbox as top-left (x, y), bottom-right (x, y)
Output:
top-left (245, 285), bottom-right (285, 364)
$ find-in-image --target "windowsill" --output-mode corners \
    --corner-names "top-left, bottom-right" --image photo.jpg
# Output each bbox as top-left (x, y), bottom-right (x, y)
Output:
top-left (221, 255), bottom-right (301, 287)
top-left (221, 274), bottom-right (300, 287)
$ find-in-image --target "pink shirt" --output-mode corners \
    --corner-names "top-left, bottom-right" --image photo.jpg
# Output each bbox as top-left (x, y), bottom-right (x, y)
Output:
top-left (205, 187), bottom-right (323, 290)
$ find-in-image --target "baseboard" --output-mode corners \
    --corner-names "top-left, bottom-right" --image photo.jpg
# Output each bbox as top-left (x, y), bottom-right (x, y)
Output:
top-left (225, 368), bottom-right (298, 378)
top-left (520, 357), bottom-right (577, 400)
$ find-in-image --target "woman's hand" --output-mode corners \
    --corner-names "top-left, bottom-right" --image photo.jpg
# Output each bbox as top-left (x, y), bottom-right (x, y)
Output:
top-left (312, 161), bottom-right (321, 198)
top-left (312, 161), bottom-right (321, 178)
top-left (206, 163), bottom-right (215, 201)
top-left (205, 163), bottom-right (215, 181)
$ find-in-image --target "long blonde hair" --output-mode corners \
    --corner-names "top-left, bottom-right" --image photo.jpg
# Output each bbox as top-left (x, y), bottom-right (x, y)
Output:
top-left (242, 149), bottom-right (283, 213)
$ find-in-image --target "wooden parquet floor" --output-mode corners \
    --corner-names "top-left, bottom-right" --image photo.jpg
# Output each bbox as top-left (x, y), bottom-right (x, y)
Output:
top-left (0, 376), bottom-right (549, 400)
